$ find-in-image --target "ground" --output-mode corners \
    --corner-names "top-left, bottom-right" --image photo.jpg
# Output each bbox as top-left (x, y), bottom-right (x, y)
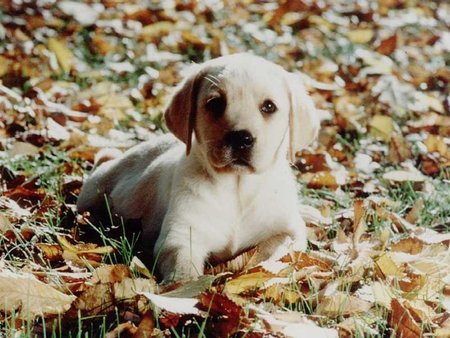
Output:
top-left (0, 0), bottom-right (449, 337)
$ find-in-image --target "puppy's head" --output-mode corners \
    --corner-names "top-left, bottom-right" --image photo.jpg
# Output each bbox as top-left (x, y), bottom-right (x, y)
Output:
top-left (165, 54), bottom-right (319, 173)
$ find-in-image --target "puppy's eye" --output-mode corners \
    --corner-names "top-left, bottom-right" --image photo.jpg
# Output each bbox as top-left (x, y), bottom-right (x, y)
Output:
top-left (205, 96), bottom-right (226, 118)
top-left (260, 100), bottom-right (277, 114)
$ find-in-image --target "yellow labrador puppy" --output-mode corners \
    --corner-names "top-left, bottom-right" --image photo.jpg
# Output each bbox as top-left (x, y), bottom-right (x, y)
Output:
top-left (77, 53), bottom-right (319, 280)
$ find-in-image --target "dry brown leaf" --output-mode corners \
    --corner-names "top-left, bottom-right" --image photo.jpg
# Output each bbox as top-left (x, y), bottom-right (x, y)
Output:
top-left (281, 251), bottom-right (331, 271)
top-left (376, 34), bottom-right (397, 55)
top-left (391, 237), bottom-right (424, 255)
top-left (71, 283), bottom-right (115, 316)
top-left (62, 250), bottom-right (102, 268)
top-left (316, 292), bottom-right (372, 317)
top-left (133, 310), bottom-right (155, 338)
top-left (405, 199), bottom-right (424, 224)
top-left (261, 283), bottom-right (301, 304)
top-left (114, 277), bottom-right (157, 301)
top-left (352, 199), bottom-right (367, 259)
top-left (0, 270), bottom-right (75, 317)
top-left (91, 264), bottom-right (131, 284)
top-left (106, 323), bottom-right (137, 338)
top-left (206, 246), bottom-right (261, 275)
top-left (398, 272), bottom-right (426, 293)
top-left (390, 299), bottom-right (422, 338)
top-left (37, 243), bottom-right (63, 261)
top-left (388, 134), bottom-right (412, 164)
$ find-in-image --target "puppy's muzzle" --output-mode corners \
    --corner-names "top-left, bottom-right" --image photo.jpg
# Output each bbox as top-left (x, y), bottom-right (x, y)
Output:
top-left (224, 129), bottom-right (255, 165)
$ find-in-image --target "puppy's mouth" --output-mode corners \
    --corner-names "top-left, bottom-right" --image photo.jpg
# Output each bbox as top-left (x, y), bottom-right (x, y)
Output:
top-left (208, 147), bottom-right (255, 173)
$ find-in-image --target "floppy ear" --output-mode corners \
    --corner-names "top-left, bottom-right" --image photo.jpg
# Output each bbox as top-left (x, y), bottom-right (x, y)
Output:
top-left (286, 72), bottom-right (320, 163)
top-left (164, 65), bottom-right (204, 155)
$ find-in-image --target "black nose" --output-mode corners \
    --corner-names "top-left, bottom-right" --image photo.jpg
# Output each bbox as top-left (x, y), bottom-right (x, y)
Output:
top-left (224, 130), bottom-right (255, 150)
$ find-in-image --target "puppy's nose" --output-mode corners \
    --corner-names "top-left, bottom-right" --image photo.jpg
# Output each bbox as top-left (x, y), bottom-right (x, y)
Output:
top-left (224, 130), bottom-right (255, 150)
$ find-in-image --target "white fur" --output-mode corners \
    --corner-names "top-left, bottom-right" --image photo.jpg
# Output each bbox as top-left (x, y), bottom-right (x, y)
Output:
top-left (77, 54), bottom-right (319, 280)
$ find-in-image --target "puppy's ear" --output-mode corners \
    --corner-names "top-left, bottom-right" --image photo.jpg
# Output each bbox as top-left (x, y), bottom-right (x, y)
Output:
top-left (165, 65), bottom-right (204, 155)
top-left (286, 73), bottom-right (320, 163)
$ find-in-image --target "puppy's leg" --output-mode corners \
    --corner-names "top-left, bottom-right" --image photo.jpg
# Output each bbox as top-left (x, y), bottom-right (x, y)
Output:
top-left (154, 229), bottom-right (208, 281)
top-left (287, 214), bottom-right (308, 252)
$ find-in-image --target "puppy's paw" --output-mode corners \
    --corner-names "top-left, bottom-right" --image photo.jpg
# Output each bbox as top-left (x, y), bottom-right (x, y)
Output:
top-left (157, 246), bottom-right (204, 281)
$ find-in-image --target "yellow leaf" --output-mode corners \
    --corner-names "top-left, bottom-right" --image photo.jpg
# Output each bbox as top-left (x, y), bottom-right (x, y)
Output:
top-left (224, 270), bottom-right (274, 295)
top-left (375, 253), bottom-right (404, 278)
top-left (425, 134), bottom-right (449, 158)
top-left (347, 29), bottom-right (374, 44)
top-left (48, 37), bottom-right (74, 73)
top-left (261, 283), bottom-right (301, 304)
top-left (369, 115), bottom-right (393, 141)
top-left (140, 21), bottom-right (175, 41)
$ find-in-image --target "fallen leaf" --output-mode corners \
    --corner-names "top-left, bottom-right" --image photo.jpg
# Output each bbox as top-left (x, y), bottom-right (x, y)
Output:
top-left (114, 277), bottom-right (156, 301)
top-left (388, 134), bottom-right (412, 164)
top-left (140, 22), bottom-right (175, 41)
top-left (224, 269), bottom-right (274, 295)
top-left (197, 292), bottom-right (243, 338)
top-left (133, 310), bottom-right (155, 338)
top-left (106, 322), bottom-right (137, 338)
top-left (390, 299), bottom-right (422, 338)
top-left (0, 270), bottom-right (75, 317)
top-left (140, 292), bottom-right (200, 316)
top-left (48, 37), bottom-right (74, 73)
top-left (37, 243), bottom-right (63, 261)
top-left (91, 264), bottom-right (131, 284)
top-left (316, 292), bottom-right (372, 317)
top-left (130, 256), bottom-right (153, 279)
top-left (382, 170), bottom-right (426, 183)
top-left (162, 275), bottom-right (215, 298)
top-left (376, 34), bottom-right (397, 55)
top-left (405, 199), bottom-right (424, 224)
top-left (375, 253), bottom-right (405, 278)
top-left (425, 134), bottom-right (449, 158)
top-left (338, 316), bottom-right (380, 336)
top-left (369, 115), bottom-right (393, 142)
top-left (71, 283), bottom-right (114, 316)
top-left (8, 141), bottom-right (40, 157)
top-left (347, 29), bottom-right (374, 44)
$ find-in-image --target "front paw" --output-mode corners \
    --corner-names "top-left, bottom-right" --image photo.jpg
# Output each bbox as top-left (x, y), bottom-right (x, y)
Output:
top-left (156, 246), bottom-right (205, 281)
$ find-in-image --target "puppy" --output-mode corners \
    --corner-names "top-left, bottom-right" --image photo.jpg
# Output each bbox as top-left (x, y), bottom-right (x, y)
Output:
top-left (77, 53), bottom-right (320, 280)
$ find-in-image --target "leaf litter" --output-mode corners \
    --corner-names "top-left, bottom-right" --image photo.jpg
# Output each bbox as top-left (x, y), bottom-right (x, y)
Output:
top-left (0, 0), bottom-right (449, 337)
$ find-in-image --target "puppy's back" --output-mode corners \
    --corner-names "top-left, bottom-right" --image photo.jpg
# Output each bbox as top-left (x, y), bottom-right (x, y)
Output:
top-left (77, 134), bottom-right (179, 215)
